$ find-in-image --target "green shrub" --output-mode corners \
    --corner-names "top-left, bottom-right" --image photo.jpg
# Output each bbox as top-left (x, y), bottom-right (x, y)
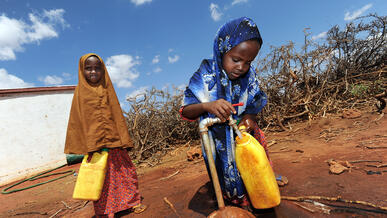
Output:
top-left (350, 84), bottom-right (369, 98)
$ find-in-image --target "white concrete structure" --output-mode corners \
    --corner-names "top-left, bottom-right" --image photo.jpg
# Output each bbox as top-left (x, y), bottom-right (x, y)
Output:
top-left (0, 86), bottom-right (76, 186)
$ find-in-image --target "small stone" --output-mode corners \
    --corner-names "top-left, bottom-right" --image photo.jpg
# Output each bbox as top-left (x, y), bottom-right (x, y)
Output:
top-left (329, 162), bottom-right (348, 174)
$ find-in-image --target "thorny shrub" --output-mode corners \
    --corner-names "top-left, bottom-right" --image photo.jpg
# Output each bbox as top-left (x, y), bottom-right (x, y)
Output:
top-left (124, 87), bottom-right (198, 164)
top-left (256, 14), bottom-right (386, 131)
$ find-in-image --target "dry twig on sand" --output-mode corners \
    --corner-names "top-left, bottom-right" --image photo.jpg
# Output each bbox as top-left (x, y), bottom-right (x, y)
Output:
top-left (366, 164), bottom-right (387, 168)
top-left (292, 202), bottom-right (316, 213)
top-left (282, 195), bottom-right (387, 211)
top-left (61, 201), bottom-right (71, 209)
top-left (267, 140), bottom-right (277, 147)
top-left (160, 170), bottom-right (180, 181)
top-left (163, 197), bottom-right (180, 217)
top-left (49, 209), bottom-right (63, 218)
top-left (364, 146), bottom-right (387, 149)
top-left (349, 160), bottom-right (383, 164)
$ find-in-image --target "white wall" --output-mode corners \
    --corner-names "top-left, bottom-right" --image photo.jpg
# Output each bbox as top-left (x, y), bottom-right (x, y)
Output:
top-left (0, 90), bottom-right (74, 186)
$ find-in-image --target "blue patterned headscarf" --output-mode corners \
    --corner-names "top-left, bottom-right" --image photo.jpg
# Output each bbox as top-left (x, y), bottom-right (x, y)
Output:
top-left (182, 17), bottom-right (267, 198)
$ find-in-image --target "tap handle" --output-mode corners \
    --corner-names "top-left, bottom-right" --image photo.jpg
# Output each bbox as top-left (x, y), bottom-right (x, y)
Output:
top-left (232, 102), bottom-right (244, 107)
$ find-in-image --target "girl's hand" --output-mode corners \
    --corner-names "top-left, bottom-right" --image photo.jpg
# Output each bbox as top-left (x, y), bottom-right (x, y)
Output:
top-left (238, 114), bottom-right (257, 134)
top-left (203, 99), bottom-right (236, 122)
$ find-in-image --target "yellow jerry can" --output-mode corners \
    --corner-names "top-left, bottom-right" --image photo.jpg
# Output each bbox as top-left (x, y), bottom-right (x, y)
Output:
top-left (235, 129), bottom-right (281, 209)
top-left (73, 149), bottom-right (108, 201)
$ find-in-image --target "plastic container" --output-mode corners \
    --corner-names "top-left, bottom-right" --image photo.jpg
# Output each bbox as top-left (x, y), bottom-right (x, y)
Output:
top-left (235, 130), bottom-right (280, 209)
top-left (72, 149), bottom-right (108, 201)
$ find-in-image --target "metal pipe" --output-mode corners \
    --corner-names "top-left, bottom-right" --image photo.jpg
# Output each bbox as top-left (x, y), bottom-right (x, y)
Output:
top-left (199, 117), bottom-right (224, 209)
top-left (199, 116), bottom-right (243, 210)
top-left (229, 117), bottom-right (243, 139)
top-left (199, 117), bottom-right (221, 133)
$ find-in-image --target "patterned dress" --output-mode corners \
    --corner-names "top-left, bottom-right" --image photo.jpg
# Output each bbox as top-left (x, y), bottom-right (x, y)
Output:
top-left (181, 17), bottom-right (269, 203)
top-left (93, 148), bottom-right (141, 215)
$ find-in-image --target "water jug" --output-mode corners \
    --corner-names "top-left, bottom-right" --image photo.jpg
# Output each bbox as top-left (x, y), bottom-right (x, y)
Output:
top-left (235, 129), bottom-right (280, 209)
top-left (73, 149), bottom-right (108, 200)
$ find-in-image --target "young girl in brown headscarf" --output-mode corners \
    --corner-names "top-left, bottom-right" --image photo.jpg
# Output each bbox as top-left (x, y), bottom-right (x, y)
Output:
top-left (65, 53), bottom-right (147, 217)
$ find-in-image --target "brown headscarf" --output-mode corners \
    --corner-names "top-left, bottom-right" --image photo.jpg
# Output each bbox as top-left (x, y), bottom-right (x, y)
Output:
top-left (64, 53), bottom-right (133, 154)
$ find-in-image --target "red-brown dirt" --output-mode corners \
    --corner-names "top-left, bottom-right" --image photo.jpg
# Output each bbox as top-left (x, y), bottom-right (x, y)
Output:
top-left (1, 109), bottom-right (386, 217)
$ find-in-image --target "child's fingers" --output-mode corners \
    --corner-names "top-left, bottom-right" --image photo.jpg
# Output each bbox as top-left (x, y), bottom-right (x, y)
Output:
top-left (213, 111), bottom-right (225, 122)
top-left (216, 107), bottom-right (229, 121)
top-left (210, 99), bottom-right (235, 121)
top-left (218, 99), bottom-right (236, 114)
top-left (229, 104), bottom-right (237, 114)
top-left (217, 113), bottom-right (227, 122)
top-left (222, 100), bottom-right (236, 114)
top-left (221, 104), bottom-right (235, 118)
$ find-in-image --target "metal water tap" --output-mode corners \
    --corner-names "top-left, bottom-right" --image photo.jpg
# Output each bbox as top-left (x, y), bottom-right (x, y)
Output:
top-left (229, 116), bottom-right (243, 139)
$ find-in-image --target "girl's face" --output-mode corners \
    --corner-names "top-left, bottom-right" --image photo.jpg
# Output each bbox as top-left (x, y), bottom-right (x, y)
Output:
top-left (222, 40), bottom-right (260, 80)
top-left (83, 56), bottom-right (105, 84)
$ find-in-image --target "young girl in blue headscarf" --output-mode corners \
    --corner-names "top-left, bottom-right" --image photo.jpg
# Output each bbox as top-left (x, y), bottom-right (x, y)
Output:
top-left (180, 17), bottom-right (280, 208)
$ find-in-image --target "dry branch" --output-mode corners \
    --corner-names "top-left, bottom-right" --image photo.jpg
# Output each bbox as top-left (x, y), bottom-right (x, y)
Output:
top-left (349, 160), bottom-right (383, 164)
top-left (125, 87), bottom-right (199, 164)
top-left (255, 14), bottom-right (386, 130)
top-left (163, 197), bottom-right (180, 217)
top-left (281, 195), bottom-right (387, 211)
top-left (292, 202), bottom-right (316, 213)
top-left (160, 170), bottom-right (180, 181)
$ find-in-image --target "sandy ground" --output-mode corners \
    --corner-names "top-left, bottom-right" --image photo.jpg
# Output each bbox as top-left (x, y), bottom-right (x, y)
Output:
top-left (1, 109), bottom-right (386, 217)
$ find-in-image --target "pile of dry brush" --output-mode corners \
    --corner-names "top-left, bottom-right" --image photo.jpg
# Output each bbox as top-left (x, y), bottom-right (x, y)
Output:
top-left (125, 14), bottom-right (386, 164)
top-left (125, 87), bottom-right (198, 164)
top-left (256, 14), bottom-right (386, 131)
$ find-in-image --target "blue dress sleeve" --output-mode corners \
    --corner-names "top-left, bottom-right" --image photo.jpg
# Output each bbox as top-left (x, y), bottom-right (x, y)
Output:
top-left (183, 86), bottom-right (201, 106)
top-left (182, 59), bottom-right (214, 107)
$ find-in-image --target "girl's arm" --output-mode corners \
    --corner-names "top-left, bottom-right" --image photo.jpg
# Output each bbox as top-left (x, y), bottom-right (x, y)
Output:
top-left (182, 99), bottom-right (236, 122)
